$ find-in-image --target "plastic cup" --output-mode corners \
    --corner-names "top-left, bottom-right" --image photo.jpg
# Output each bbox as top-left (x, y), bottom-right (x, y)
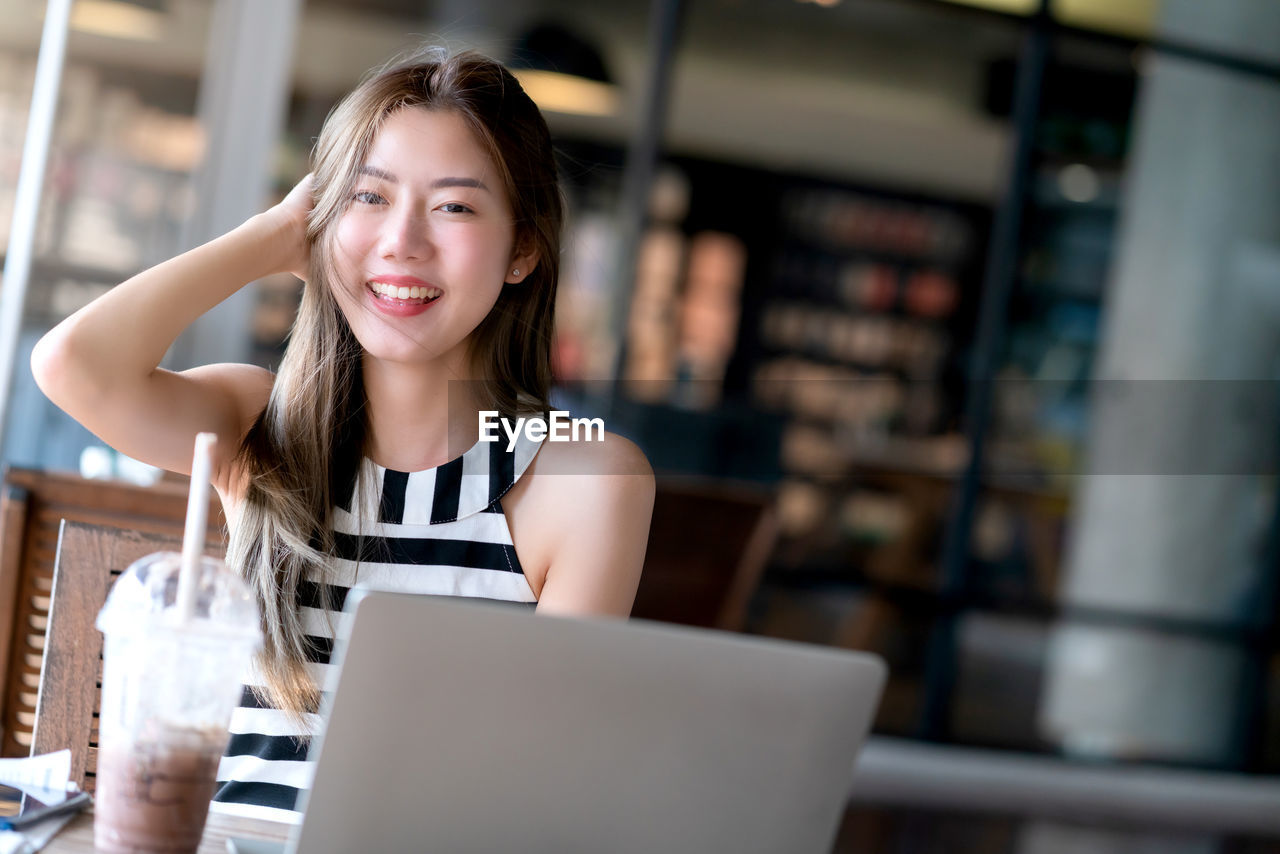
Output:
top-left (93, 552), bottom-right (261, 854)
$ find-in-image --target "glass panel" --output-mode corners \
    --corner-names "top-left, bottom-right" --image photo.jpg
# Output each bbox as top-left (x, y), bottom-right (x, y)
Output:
top-left (647, 0), bottom-right (1024, 738)
top-left (1, 0), bottom-right (213, 473)
top-left (1011, 18), bottom-right (1280, 770)
top-left (972, 32), bottom-right (1134, 618)
top-left (982, 32), bottom-right (1137, 499)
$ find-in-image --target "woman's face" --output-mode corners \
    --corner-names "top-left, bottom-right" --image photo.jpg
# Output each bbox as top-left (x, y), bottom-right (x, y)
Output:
top-left (329, 106), bottom-right (531, 370)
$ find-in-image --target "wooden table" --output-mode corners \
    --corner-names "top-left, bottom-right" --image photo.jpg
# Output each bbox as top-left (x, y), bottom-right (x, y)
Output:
top-left (42, 809), bottom-right (292, 853)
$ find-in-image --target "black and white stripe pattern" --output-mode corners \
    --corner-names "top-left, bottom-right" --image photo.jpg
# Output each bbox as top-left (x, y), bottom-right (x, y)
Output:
top-left (210, 431), bottom-right (542, 824)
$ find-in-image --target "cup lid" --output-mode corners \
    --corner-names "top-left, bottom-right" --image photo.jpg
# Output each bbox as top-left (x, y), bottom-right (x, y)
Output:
top-left (96, 551), bottom-right (262, 643)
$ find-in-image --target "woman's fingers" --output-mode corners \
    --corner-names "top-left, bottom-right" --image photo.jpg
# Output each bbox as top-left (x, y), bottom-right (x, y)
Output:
top-left (265, 173), bottom-right (315, 280)
top-left (282, 173), bottom-right (315, 215)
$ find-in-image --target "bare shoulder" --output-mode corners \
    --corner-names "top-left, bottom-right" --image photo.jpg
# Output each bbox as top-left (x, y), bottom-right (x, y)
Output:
top-left (531, 429), bottom-right (654, 479)
top-left (520, 431), bottom-right (655, 521)
top-left (503, 431), bottom-right (655, 611)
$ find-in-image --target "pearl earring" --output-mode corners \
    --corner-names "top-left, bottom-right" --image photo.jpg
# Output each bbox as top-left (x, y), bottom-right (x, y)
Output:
top-left (511, 268), bottom-right (520, 278)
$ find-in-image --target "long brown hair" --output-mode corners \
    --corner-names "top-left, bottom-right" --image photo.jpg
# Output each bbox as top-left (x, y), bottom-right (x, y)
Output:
top-left (227, 47), bottom-right (564, 724)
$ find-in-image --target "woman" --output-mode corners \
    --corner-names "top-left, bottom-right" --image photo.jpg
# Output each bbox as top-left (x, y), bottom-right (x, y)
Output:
top-left (32, 48), bottom-right (654, 821)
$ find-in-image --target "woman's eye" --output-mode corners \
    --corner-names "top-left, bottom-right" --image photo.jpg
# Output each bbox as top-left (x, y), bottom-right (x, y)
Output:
top-left (440, 203), bottom-right (473, 214)
top-left (353, 191), bottom-right (386, 205)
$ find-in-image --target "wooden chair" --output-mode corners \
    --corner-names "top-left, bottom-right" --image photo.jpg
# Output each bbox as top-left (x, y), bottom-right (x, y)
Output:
top-left (630, 478), bottom-right (777, 632)
top-left (0, 468), bottom-right (223, 758)
top-left (30, 521), bottom-right (223, 793)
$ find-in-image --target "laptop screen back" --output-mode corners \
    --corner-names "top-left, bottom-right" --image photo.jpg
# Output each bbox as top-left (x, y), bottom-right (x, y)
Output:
top-left (291, 592), bottom-right (885, 854)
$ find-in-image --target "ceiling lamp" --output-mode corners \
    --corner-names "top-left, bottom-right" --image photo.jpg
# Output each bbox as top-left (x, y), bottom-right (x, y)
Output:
top-left (934, 0), bottom-right (1039, 14)
top-left (510, 23), bottom-right (619, 118)
top-left (934, 0), bottom-right (1156, 37)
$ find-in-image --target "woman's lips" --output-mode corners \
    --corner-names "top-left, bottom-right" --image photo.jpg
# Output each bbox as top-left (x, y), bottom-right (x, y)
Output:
top-left (366, 280), bottom-right (441, 317)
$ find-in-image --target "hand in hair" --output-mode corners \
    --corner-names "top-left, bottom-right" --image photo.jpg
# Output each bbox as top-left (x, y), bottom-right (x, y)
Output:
top-left (262, 173), bottom-right (315, 282)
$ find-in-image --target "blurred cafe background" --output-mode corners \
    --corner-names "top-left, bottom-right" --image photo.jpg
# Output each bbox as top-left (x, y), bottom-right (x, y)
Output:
top-left (2, 0), bottom-right (1280, 851)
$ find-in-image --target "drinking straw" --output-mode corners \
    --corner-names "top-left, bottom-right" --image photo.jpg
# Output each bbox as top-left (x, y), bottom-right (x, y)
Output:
top-left (176, 432), bottom-right (216, 623)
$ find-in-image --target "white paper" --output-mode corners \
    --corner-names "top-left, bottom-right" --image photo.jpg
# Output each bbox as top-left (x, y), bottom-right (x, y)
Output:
top-left (0, 752), bottom-right (70, 793)
top-left (0, 810), bottom-right (77, 854)
top-left (0, 751), bottom-right (77, 852)
top-left (0, 830), bottom-right (28, 854)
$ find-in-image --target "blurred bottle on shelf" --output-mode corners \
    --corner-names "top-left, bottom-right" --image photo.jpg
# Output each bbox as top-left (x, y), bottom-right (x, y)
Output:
top-left (673, 231), bottom-right (746, 409)
top-left (623, 166), bottom-right (688, 401)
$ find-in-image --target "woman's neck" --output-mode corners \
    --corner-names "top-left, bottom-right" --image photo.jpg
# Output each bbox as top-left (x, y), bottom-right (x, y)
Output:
top-left (360, 354), bottom-right (487, 472)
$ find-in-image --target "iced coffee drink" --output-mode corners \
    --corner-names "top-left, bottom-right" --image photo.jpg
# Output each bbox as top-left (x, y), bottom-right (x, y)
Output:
top-left (94, 724), bottom-right (228, 854)
top-left (95, 552), bottom-right (261, 854)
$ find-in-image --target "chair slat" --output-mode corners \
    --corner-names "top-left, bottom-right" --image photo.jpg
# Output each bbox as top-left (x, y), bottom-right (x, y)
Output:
top-left (29, 521), bottom-right (223, 792)
top-left (0, 469), bottom-right (223, 759)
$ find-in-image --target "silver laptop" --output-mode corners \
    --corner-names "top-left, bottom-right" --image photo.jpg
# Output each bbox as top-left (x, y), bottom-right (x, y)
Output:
top-left (230, 590), bottom-right (886, 854)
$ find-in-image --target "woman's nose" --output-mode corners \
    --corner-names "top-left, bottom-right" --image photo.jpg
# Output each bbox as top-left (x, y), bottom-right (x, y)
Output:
top-left (377, 206), bottom-right (431, 260)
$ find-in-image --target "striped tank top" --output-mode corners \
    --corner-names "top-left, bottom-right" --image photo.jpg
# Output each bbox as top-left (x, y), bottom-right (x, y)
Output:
top-left (209, 429), bottom-right (543, 823)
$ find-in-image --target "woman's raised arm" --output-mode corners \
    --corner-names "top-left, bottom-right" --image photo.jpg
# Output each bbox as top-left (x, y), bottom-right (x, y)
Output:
top-left (30, 176), bottom-right (314, 483)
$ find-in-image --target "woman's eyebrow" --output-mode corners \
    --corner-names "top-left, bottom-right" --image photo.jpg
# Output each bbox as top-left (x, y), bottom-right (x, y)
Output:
top-left (359, 165), bottom-right (397, 182)
top-left (433, 177), bottom-right (491, 193)
top-left (357, 165), bottom-right (489, 193)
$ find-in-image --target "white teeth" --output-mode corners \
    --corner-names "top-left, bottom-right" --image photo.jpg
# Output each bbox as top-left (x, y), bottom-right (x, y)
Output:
top-left (369, 281), bottom-right (440, 301)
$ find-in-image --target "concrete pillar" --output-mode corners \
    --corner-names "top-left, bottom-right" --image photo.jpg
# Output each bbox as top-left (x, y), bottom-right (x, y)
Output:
top-left (168, 0), bottom-right (300, 370)
top-left (1039, 0), bottom-right (1280, 767)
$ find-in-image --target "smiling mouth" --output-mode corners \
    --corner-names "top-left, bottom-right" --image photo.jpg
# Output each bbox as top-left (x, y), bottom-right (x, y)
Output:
top-left (368, 281), bottom-right (442, 305)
